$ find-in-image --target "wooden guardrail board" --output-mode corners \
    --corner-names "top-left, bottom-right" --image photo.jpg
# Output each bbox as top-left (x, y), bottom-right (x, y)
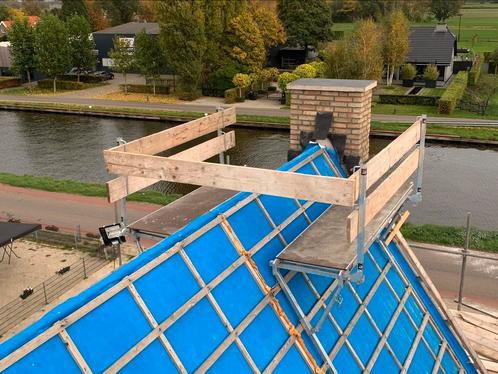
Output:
top-left (104, 150), bottom-right (357, 206)
top-left (106, 131), bottom-right (236, 203)
top-left (347, 148), bottom-right (419, 241)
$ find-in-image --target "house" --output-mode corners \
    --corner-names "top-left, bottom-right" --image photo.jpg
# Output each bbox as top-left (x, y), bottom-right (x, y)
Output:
top-left (0, 41), bottom-right (11, 75)
top-left (406, 24), bottom-right (457, 82)
top-left (0, 16), bottom-right (39, 38)
top-left (92, 22), bottom-right (159, 70)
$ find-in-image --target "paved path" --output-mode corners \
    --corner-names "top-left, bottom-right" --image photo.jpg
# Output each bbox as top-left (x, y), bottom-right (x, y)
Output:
top-left (1, 94), bottom-right (498, 126)
top-left (0, 183), bottom-right (496, 310)
top-left (0, 184), bottom-right (159, 235)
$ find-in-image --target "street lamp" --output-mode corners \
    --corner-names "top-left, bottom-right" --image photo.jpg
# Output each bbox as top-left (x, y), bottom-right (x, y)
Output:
top-left (457, 13), bottom-right (463, 42)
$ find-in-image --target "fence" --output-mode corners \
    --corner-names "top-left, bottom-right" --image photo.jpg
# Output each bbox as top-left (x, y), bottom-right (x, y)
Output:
top-left (410, 212), bottom-right (498, 318)
top-left (0, 255), bottom-right (108, 338)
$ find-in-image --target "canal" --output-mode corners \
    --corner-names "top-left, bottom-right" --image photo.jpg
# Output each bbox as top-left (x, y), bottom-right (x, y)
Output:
top-left (1, 111), bottom-right (497, 230)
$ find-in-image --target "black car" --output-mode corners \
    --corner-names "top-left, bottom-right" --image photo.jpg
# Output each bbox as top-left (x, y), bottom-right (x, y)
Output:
top-left (94, 71), bottom-right (114, 80)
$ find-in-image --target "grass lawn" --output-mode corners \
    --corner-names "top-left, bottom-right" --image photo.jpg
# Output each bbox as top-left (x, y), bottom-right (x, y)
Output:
top-left (331, 4), bottom-right (498, 52)
top-left (420, 88), bottom-right (445, 97)
top-left (0, 173), bottom-right (180, 206)
top-left (401, 222), bottom-right (498, 253)
top-left (376, 85), bottom-right (409, 95)
top-left (97, 91), bottom-right (183, 104)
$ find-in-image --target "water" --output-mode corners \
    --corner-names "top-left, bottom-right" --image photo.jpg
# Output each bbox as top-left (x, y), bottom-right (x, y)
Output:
top-left (1, 111), bottom-right (497, 230)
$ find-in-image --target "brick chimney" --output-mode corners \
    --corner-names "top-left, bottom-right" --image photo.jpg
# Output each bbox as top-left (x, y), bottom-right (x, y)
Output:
top-left (287, 78), bottom-right (377, 164)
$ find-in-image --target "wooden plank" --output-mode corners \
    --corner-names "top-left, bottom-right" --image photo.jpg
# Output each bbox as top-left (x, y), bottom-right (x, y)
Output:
top-left (431, 341), bottom-right (447, 374)
top-left (104, 151), bottom-right (356, 206)
top-left (106, 131), bottom-right (236, 203)
top-left (385, 211), bottom-right (410, 246)
top-left (347, 148), bottom-right (419, 241)
top-left (59, 330), bottom-right (91, 373)
top-left (402, 314), bottom-right (430, 372)
top-left (109, 107), bottom-right (236, 155)
top-left (356, 118), bottom-right (421, 190)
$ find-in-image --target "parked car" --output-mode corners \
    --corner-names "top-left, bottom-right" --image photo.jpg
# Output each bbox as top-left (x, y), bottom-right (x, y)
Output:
top-left (94, 71), bottom-right (114, 80)
top-left (68, 67), bottom-right (91, 75)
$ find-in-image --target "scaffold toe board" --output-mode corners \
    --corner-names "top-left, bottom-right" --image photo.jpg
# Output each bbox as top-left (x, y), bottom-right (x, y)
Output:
top-left (0, 145), bottom-right (483, 373)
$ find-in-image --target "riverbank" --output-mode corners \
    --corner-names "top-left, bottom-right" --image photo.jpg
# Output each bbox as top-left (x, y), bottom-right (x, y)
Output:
top-left (1, 175), bottom-right (497, 254)
top-left (0, 173), bottom-right (179, 206)
top-left (1, 100), bottom-right (498, 145)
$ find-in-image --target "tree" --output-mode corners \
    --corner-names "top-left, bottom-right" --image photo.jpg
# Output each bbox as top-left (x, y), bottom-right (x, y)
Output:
top-left (157, 0), bottom-right (206, 93)
top-left (109, 37), bottom-right (134, 94)
top-left (430, 0), bottom-right (463, 22)
top-left (34, 15), bottom-right (71, 93)
top-left (232, 73), bottom-right (250, 97)
top-left (61, 0), bottom-right (89, 20)
top-left (277, 0), bottom-right (332, 52)
top-left (134, 30), bottom-right (163, 94)
top-left (22, 0), bottom-right (42, 16)
top-left (383, 10), bottom-right (409, 86)
top-left (66, 15), bottom-right (95, 82)
top-left (0, 4), bottom-right (9, 21)
top-left (99, 0), bottom-right (138, 26)
top-left (9, 17), bottom-right (36, 85)
top-left (249, 2), bottom-right (286, 49)
top-left (225, 11), bottom-right (266, 72)
top-left (137, 0), bottom-right (156, 22)
top-left (84, 0), bottom-right (109, 31)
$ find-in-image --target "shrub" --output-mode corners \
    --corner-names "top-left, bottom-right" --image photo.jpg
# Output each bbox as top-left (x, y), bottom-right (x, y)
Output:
top-left (277, 72), bottom-right (299, 91)
top-left (265, 67), bottom-right (280, 82)
top-left (438, 71), bottom-right (468, 114)
top-left (294, 63), bottom-right (317, 78)
top-left (310, 61), bottom-right (326, 78)
top-left (204, 64), bottom-right (239, 97)
top-left (232, 73), bottom-right (251, 97)
top-left (0, 77), bottom-right (21, 89)
top-left (379, 94), bottom-right (438, 106)
top-left (178, 90), bottom-right (201, 101)
top-left (57, 74), bottom-right (108, 83)
top-left (468, 54), bottom-right (483, 86)
top-left (224, 87), bottom-right (246, 103)
top-left (37, 79), bottom-right (85, 90)
top-left (424, 64), bottom-right (439, 81)
top-left (400, 64), bottom-right (416, 80)
top-left (120, 84), bottom-right (170, 94)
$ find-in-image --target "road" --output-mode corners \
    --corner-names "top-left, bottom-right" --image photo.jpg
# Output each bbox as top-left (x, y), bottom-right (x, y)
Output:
top-left (1, 94), bottom-right (498, 126)
top-left (1, 183), bottom-right (496, 311)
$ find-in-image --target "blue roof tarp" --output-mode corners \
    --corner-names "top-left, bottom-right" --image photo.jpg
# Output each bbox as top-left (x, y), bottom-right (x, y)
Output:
top-left (0, 145), bottom-right (478, 373)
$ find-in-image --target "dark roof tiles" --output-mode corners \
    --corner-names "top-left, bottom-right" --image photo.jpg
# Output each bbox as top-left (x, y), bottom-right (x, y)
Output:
top-left (406, 26), bottom-right (456, 66)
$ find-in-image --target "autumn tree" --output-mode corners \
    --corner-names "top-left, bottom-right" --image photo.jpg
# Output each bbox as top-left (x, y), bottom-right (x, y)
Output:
top-left (277, 0), bottom-right (332, 52)
top-left (249, 2), bottom-right (286, 49)
top-left (225, 11), bottom-right (266, 72)
top-left (136, 0), bottom-right (156, 22)
top-left (66, 15), bottom-right (95, 81)
top-left (350, 19), bottom-right (383, 80)
top-left (134, 30), bottom-right (163, 94)
top-left (109, 37), bottom-right (134, 93)
top-left (157, 0), bottom-right (207, 94)
top-left (99, 0), bottom-right (138, 26)
top-left (34, 15), bottom-right (71, 92)
top-left (9, 17), bottom-right (36, 84)
top-left (22, 0), bottom-right (42, 16)
top-left (0, 4), bottom-right (9, 21)
top-left (430, 0), bottom-right (463, 22)
top-left (383, 10), bottom-right (409, 86)
top-left (84, 0), bottom-right (109, 31)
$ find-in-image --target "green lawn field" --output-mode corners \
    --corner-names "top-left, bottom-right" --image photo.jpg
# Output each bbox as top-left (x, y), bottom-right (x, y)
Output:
top-left (331, 4), bottom-right (498, 53)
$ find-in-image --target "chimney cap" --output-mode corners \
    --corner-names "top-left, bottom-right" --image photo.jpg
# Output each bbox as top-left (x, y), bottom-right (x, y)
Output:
top-left (287, 78), bottom-right (377, 93)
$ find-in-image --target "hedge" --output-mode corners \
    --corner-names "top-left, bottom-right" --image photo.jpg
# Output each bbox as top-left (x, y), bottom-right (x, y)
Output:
top-left (0, 77), bottom-right (21, 89)
top-left (37, 79), bottom-right (86, 90)
top-left (468, 54), bottom-right (483, 86)
top-left (120, 84), bottom-right (170, 94)
top-left (224, 87), bottom-right (246, 104)
top-left (438, 71), bottom-right (468, 114)
top-left (57, 74), bottom-right (108, 83)
top-left (379, 94), bottom-right (438, 106)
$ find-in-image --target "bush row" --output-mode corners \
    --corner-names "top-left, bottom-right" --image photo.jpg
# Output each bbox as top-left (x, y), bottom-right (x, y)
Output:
top-left (0, 77), bottom-right (21, 89)
top-left (120, 84), bottom-right (170, 94)
top-left (37, 79), bottom-right (86, 90)
top-left (379, 94), bottom-right (438, 106)
top-left (438, 71), bottom-right (468, 114)
top-left (57, 74), bottom-right (108, 83)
